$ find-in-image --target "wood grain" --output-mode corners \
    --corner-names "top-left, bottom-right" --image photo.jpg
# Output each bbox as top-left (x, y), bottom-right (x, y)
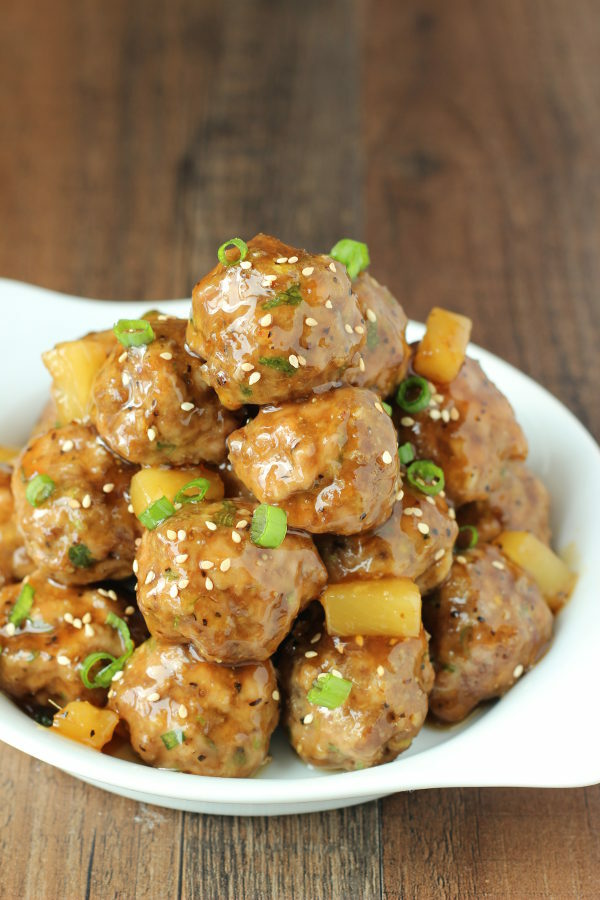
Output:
top-left (0, 0), bottom-right (599, 898)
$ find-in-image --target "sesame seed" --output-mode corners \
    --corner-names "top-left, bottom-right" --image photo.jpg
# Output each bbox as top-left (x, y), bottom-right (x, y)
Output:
top-left (358, 357), bottom-right (365, 372)
top-left (175, 553), bottom-right (188, 564)
top-left (325, 299), bottom-right (333, 309)
top-left (261, 280), bottom-right (270, 288)
top-left (354, 325), bottom-right (365, 335)
top-left (178, 578), bottom-right (189, 590)
top-left (206, 521), bottom-right (217, 531)
top-left (122, 373), bottom-right (131, 387)
top-left (302, 266), bottom-right (314, 277)
top-left (236, 520), bottom-right (248, 529)
top-left (433, 393), bottom-right (444, 404)
top-left (400, 416), bottom-right (414, 427)
top-left (259, 313), bottom-right (272, 327)
top-left (456, 554), bottom-right (467, 564)
top-left (166, 529), bottom-right (177, 540)
top-left (272, 689), bottom-right (280, 701)
top-left (82, 494), bottom-right (91, 509)
top-left (199, 560), bottom-right (214, 570)
top-left (418, 523), bottom-right (430, 535)
top-left (220, 558), bottom-right (231, 572)
top-left (344, 323), bottom-right (353, 334)
top-left (289, 354), bottom-right (299, 369)
top-left (329, 262), bottom-right (336, 272)
top-left (241, 362), bottom-right (255, 372)
top-left (450, 408), bottom-right (460, 421)
top-left (330, 669), bottom-right (343, 678)
top-left (82, 613), bottom-right (92, 624)
top-left (305, 317), bottom-right (318, 327)
top-left (434, 548), bottom-right (446, 561)
top-left (513, 664), bottom-right (524, 679)
top-left (310, 632), bottom-right (322, 644)
top-left (169, 584), bottom-right (179, 598)
top-left (276, 257), bottom-right (288, 264)
top-left (147, 428), bottom-right (156, 441)
top-left (264, 274), bottom-right (277, 283)
top-left (248, 372), bottom-right (261, 385)
top-left (425, 496), bottom-right (436, 505)
top-left (127, 504), bottom-right (134, 514)
top-left (366, 308), bottom-right (377, 323)
top-left (5, 622), bottom-right (15, 637)
top-left (492, 560), bottom-right (505, 570)
top-left (125, 606), bottom-right (135, 616)
top-left (178, 704), bottom-right (188, 719)
top-left (180, 401), bottom-right (194, 412)
top-left (441, 410), bottom-right (450, 423)
top-left (381, 450), bottom-right (393, 465)
top-left (118, 351), bottom-right (128, 363)
top-left (374, 402), bottom-right (383, 413)
top-left (205, 576), bottom-right (213, 590)
top-left (303, 713), bottom-right (314, 724)
top-left (377, 665), bottom-right (385, 677)
top-left (148, 692), bottom-right (160, 702)
top-left (429, 409), bottom-right (442, 421)
top-left (396, 490), bottom-right (404, 501)
top-left (230, 531), bottom-right (241, 544)
top-left (157, 314), bottom-right (168, 321)
top-left (413, 508), bottom-right (423, 517)
top-left (57, 655), bottom-right (70, 666)
top-left (160, 351), bottom-right (173, 360)
top-left (74, 617), bottom-right (83, 629)
top-left (112, 670), bottom-right (124, 682)
top-left (448, 508), bottom-right (456, 520)
top-left (317, 672), bottom-right (328, 680)
top-left (61, 440), bottom-right (74, 452)
top-left (304, 650), bottom-right (318, 658)
top-left (288, 256), bottom-right (299, 264)
top-left (135, 538), bottom-right (141, 547)
top-left (240, 260), bottom-right (252, 270)
top-left (64, 612), bottom-right (74, 624)
top-left (97, 588), bottom-right (110, 597)
top-left (355, 635), bottom-right (364, 647)
top-left (132, 559), bottom-right (139, 574)
top-left (108, 590), bottom-right (117, 601)
top-left (84, 624), bottom-right (94, 637)
top-left (68, 499), bottom-right (81, 509)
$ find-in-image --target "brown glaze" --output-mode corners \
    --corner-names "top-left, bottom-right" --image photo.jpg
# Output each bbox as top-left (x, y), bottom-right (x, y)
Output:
top-left (186, 234), bottom-right (365, 409)
top-left (278, 604), bottom-right (434, 770)
top-left (108, 638), bottom-right (279, 777)
top-left (394, 356), bottom-right (527, 506)
top-left (12, 423), bottom-right (140, 585)
top-left (317, 484), bottom-right (458, 593)
top-left (92, 314), bottom-right (240, 466)
top-left (228, 386), bottom-right (400, 534)
top-left (423, 544), bottom-right (553, 723)
top-left (135, 498), bottom-right (327, 664)
top-left (0, 466), bottom-right (32, 588)
top-left (0, 573), bottom-right (136, 707)
top-left (343, 272), bottom-right (410, 396)
top-left (457, 461), bottom-right (551, 544)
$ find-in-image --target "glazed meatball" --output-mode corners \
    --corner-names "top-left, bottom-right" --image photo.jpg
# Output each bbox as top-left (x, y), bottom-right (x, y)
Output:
top-left (395, 357), bottom-right (527, 506)
top-left (109, 638), bottom-right (279, 777)
top-left (0, 573), bottom-right (136, 707)
top-left (92, 314), bottom-right (240, 466)
top-left (228, 387), bottom-right (400, 535)
top-left (423, 544), bottom-right (553, 723)
top-left (0, 466), bottom-right (32, 587)
top-left (317, 485), bottom-right (458, 594)
top-left (136, 498), bottom-right (327, 664)
top-left (457, 461), bottom-right (551, 544)
top-left (279, 604), bottom-right (434, 770)
top-left (343, 273), bottom-right (410, 396)
top-left (187, 233), bottom-right (366, 409)
top-left (12, 423), bottom-right (139, 585)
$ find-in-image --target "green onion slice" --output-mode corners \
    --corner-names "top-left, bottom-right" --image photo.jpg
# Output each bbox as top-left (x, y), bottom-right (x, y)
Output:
top-left (406, 459), bottom-right (445, 496)
top-left (398, 442), bottom-right (415, 465)
top-left (262, 283), bottom-right (303, 309)
top-left (217, 238), bottom-right (248, 267)
top-left (68, 544), bottom-right (94, 568)
top-left (258, 356), bottom-right (296, 375)
top-left (381, 401), bottom-right (392, 416)
top-left (395, 375), bottom-right (431, 413)
top-left (138, 496), bottom-right (175, 530)
top-left (250, 504), bottom-right (287, 549)
top-left (329, 238), bottom-right (370, 280)
top-left (173, 478), bottom-right (210, 506)
top-left (457, 524), bottom-right (479, 550)
top-left (113, 318), bottom-right (155, 348)
top-left (307, 673), bottom-right (352, 709)
top-left (161, 728), bottom-right (186, 749)
top-left (80, 613), bottom-right (134, 689)
top-left (8, 583), bottom-right (35, 628)
top-left (25, 474), bottom-right (55, 507)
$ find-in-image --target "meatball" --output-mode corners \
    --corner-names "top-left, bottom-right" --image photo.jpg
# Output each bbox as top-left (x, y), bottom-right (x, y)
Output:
top-left (0, 573), bottom-right (135, 707)
top-left (457, 461), bottom-right (551, 544)
top-left (317, 485), bottom-right (458, 594)
top-left (92, 314), bottom-right (240, 466)
top-left (108, 638), bottom-right (278, 777)
top-left (279, 604), bottom-right (434, 770)
top-left (395, 357), bottom-right (527, 506)
top-left (228, 387), bottom-right (400, 535)
top-left (423, 544), bottom-right (553, 723)
top-left (0, 466), bottom-right (32, 587)
top-left (343, 273), bottom-right (410, 396)
top-left (12, 423), bottom-right (139, 585)
top-left (135, 498), bottom-right (327, 664)
top-left (186, 233), bottom-right (366, 409)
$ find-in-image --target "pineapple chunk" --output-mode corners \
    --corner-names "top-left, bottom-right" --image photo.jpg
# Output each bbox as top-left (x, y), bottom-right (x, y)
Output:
top-left (52, 700), bottom-right (119, 749)
top-left (42, 332), bottom-right (114, 425)
top-left (130, 465), bottom-right (224, 518)
top-left (413, 307), bottom-right (472, 384)
top-left (321, 577), bottom-right (421, 638)
top-left (494, 530), bottom-right (576, 612)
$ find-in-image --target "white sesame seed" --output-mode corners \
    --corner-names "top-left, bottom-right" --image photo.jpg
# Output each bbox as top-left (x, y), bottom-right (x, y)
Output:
top-left (180, 401), bottom-right (194, 412)
top-left (450, 408), bottom-right (460, 421)
top-left (199, 560), bottom-right (214, 570)
top-left (5, 622), bottom-right (15, 636)
top-left (330, 669), bottom-right (343, 678)
top-left (264, 274), bottom-right (277, 283)
top-left (57, 655), bottom-right (70, 666)
top-left (231, 530), bottom-right (242, 544)
top-left (157, 314), bottom-right (168, 321)
top-left (82, 613), bottom-right (92, 624)
top-left (240, 260), bottom-right (252, 270)
top-left (276, 257), bottom-right (288, 264)
top-left (148, 692), bottom-right (160, 702)
top-left (289, 354), bottom-right (299, 369)
top-left (84, 623), bottom-right (94, 637)
top-left (403, 507), bottom-right (417, 517)
top-left (417, 522), bottom-right (430, 535)
top-left (97, 588), bottom-right (110, 597)
top-left (178, 578), bottom-right (189, 590)
top-left (448, 508), bottom-right (456, 520)
top-left (344, 323), bottom-right (353, 334)
top-left (354, 325), bottom-right (365, 335)
top-left (377, 665), bottom-right (385, 677)
top-left (261, 280), bottom-right (270, 288)
top-left (425, 496), bottom-right (436, 505)
top-left (205, 576), bottom-right (213, 590)
top-left (434, 548), bottom-right (446, 561)
top-left (61, 440), bottom-right (74, 452)
top-left (178, 704), bottom-right (188, 719)
top-left (248, 372), bottom-right (261, 385)
top-left (111, 670), bottom-right (124, 682)
top-left (305, 317), bottom-right (318, 327)
top-left (131, 560), bottom-right (138, 575)
top-left (366, 308), bottom-right (377, 323)
top-left (108, 589), bottom-right (117, 602)
top-left (456, 554), bottom-right (467, 564)
top-left (169, 584), bottom-right (179, 599)
top-left (400, 416), bottom-right (415, 427)
top-left (429, 409), bottom-right (442, 421)
top-left (125, 606), bottom-right (135, 616)
top-left (147, 428), bottom-right (157, 441)
top-left (68, 499), bottom-right (81, 509)
top-left (358, 356), bottom-right (365, 372)
top-left (381, 450), bottom-right (393, 465)
top-left (288, 256), bottom-right (298, 264)
top-left (81, 494), bottom-right (91, 509)
top-left (396, 490), bottom-right (404, 501)
top-left (272, 689), bottom-right (280, 701)
top-left (135, 538), bottom-right (141, 547)
top-left (302, 266), bottom-right (314, 277)
top-left (241, 362), bottom-right (255, 372)
top-left (122, 372), bottom-right (131, 387)
top-left (175, 530), bottom-right (185, 542)
top-left (236, 520), bottom-right (248, 529)
top-left (317, 672), bottom-right (328, 680)
top-left (118, 351), bottom-right (128, 363)
top-left (513, 664), bottom-right (524, 679)
top-left (259, 314), bottom-right (272, 327)
top-left (206, 521), bottom-right (217, 531)
top-left (166, 529), bottom-right (177, 540)
top-left (413, 508), bottom-right (423, 518)
top-left (64, 612), bottom-right (74, 624)
top-left (303, 713), bottom-right (314, 724)
top-left (441, 410), bottom-right (450, 423)
top-left (127, 503), bottom-right (134, 514)
top-left (175, 553), bottom-right (188, 564)
top-left (433, 393), bottom-right (444, 404)
top-left (325, 299), bottom-right (333, 308)
top-left (492, 560), bottom-right (505, 570)
top-left (220, 558), bottom-right (231, 572)
top-left (329, 262), bottom-right (336, 272)
top-left (160, 351), bottom-right (173, 360)
top-left (304, 650), bottom-right (318, 658)
top-left (374, 402), bottom-right (383, 413)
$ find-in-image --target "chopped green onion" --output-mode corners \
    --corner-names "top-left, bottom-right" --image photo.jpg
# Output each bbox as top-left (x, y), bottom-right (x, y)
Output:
top-left (106, 612), bottom-right (134, 656)
top-left (396, 375), bottom-right (431, 413)
top-left (262, 283), bottom-right (303, 309)
top-left (138, 495), bottom-right (175, 530)
top-left (329, 238), bottom-right (370, 280)
top-left (80, 613), bottom-right (134, 689)
top-left (161, 728), bottom-right (186, 750)
top-left (457, 525), bottom-right (479, 550)
top-left (250, 504), bottom-right (287, 548)
top-left (381, 401), bottom-right (392, 416)
top-left (217, 238), bottom-right (248, 267)
top-left (366, 319), bottom-right (378, 350)
top-left (258, 356), bottom-right (296, 375)
top-left (173, 478), bottom-right (210, 506)
top-left (80, 651), bottom-right (119, 689)
top-left (68, 544), bottom-right (94, 568)
top-left (398, 442), bottom-right (415, 465)
top-left (113, 318), bottom-right (155, 348)
top-left (406, 460), bottom-right (445, 496)
top-left (25, 474), bottom-right (55, 507)
top-left (307, 673), bottom-right (352, 709)
top-left (213, 499), bottom-right (237, 527)
top-left (8, 583), bottom-right (35, 628)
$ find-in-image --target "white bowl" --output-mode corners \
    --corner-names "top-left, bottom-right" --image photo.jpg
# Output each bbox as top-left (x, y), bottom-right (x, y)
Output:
top-left (1, 278), bottom-right (599, 816)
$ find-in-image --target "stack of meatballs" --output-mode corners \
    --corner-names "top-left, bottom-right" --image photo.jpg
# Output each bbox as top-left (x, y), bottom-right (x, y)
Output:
top-left (0, 233), bottom-right (556, 776)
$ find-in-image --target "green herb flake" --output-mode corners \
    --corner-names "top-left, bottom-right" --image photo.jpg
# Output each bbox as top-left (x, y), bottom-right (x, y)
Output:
top-left (213, 500), bottom-right (237, 527)
top-left (366, 319), bottom-right (379, 350)
top-left (258, 356), bottom-right (296, 376)
top-left (161, 728), bottom-right (186, 750)
top-left (68, 544), bottom-right (94, 569)
top-left (262, 283), bottom-right (303, 310)
top-left (307, 673), bottom-right (352, 710)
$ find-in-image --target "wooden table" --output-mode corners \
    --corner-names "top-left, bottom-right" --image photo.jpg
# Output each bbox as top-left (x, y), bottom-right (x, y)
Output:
top-left (1, 2), bottom-right (599, 897)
